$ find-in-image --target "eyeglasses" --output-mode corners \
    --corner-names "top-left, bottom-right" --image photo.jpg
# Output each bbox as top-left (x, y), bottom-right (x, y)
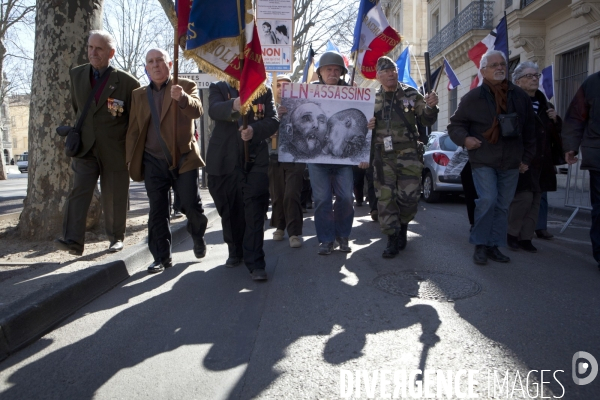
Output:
top-left (483, 62), bottom-right (507, 69)
top-left (519, 73), bottom-right (542, 79)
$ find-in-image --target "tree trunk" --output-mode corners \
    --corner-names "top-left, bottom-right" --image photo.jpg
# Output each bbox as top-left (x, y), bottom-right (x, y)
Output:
top-left (18, 0), bottom-right (103, 239)
top-left (0, 39), bottom-right (6, 181)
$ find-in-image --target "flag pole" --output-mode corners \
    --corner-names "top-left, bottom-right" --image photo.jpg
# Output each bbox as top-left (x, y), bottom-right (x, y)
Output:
top-left (424, 51), bottom-right (432, 94)
top-left (237, 0), bottom-right (249, 167)
top-left (350, 52), bottom-right (358, 86)
top-left (172, 16), bottom-right (180, 170)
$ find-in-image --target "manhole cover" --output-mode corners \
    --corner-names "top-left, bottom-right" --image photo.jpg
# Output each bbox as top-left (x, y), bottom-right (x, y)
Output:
top-left (373, 271), bottom-right (481, 301)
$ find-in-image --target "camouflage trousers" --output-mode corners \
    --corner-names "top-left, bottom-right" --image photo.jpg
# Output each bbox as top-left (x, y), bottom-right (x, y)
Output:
top-left (373, 147), bottom-right (423, 235)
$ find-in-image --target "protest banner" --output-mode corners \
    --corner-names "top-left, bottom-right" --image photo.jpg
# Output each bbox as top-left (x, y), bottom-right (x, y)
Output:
top-left (278, 83), bottom-right (375, 165)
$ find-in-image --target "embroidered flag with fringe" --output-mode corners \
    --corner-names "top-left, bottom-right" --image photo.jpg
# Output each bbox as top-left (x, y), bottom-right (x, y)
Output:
top-left (183, 0), bottom-right (266, 113)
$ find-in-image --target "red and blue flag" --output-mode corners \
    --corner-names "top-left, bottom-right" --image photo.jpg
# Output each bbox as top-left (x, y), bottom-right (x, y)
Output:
top-left (351, 0), bottom-right (401, 80)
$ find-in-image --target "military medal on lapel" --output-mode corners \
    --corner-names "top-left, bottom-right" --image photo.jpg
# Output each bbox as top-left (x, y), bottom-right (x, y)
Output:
top-left (107, 98), bottom-right (124, 117)
top-left (403, 99), bottom-right (409, 112)
top-left (258, 104), bottom-right (264, 119)
top-left (252, 104), bottom-right (258, 120)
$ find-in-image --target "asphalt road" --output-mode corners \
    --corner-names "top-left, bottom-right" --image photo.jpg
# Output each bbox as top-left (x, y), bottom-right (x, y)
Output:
top-left (0, 201), bottom-right (598, 399)
top-left (0, 174), bottom-right (27, 215)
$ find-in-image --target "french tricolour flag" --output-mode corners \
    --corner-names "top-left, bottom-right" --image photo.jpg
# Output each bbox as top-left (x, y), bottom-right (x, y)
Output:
top-left (351, 0), bottom-right (401, 80)
top-left (539, 64), bottom-right (554, 100)
top-left (444, 58), bottom-right (461, 90)
top-left (467, 17), bottom-right (508, 89)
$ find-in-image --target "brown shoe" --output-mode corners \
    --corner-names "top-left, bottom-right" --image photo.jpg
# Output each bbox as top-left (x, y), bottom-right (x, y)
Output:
top-left (535, 229), bottom-right (554, 240)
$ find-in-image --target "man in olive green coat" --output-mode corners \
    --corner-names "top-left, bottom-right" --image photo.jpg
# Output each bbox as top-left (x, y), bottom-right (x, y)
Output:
top-left (55, 30), bottom-right (140, 256)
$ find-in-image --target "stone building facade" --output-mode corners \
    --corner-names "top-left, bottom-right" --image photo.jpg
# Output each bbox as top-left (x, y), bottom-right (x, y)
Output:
top-left (428, 0), bottom-right (599, 130)
top-left (9, 94), bottom-right (30, 161)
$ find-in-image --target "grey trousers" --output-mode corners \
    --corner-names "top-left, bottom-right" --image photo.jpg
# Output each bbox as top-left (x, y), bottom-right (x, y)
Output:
top-left (508, 190), bottom-right (542, 241)
top-left (268, 160), bottom-right (305, 236)
top-left (62, 154), bottom-right (129, 246)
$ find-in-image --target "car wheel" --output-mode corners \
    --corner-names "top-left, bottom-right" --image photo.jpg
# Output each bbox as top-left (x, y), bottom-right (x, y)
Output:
top-left (422, 172), bottom-right (440, 203)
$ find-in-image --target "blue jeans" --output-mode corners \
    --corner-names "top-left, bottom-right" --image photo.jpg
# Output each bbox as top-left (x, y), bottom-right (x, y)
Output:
top-left (470, 166), bottom-right (519, 247)
top-left (308, 163), bottom-right (354, 243)
top-left (536, 192), bottom-right (548, 230)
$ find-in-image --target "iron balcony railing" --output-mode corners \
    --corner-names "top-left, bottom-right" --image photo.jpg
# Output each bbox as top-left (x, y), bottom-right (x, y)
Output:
top-left (428, 1), bottom-right (495, 57)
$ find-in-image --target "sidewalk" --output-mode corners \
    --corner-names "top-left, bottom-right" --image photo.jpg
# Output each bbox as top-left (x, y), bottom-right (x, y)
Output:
top-left (548, 172), bottom-right (591, 223)
top-left (0, 187), bottom-right (220, 361)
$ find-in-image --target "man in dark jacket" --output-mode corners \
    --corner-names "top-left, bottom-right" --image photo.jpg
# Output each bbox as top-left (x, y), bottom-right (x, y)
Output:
top-left (507, 61), bottom-right (562, 253)
top-left (55, 30), bottom-right (140, 256)
top-left (207, 81), bottom-right (279, 281)
top-left (563, 71), bottom-right (600, 270)
top-left (448, 50), bottom-right (536, 265)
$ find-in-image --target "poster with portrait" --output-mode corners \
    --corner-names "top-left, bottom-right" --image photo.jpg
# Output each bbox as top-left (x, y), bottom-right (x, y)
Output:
top-left (257, 0), bottom-right (293, 72)
top-left (278, 83), bottom-right (375, 165)
top-left (257, 19), bottom-right (292, 71)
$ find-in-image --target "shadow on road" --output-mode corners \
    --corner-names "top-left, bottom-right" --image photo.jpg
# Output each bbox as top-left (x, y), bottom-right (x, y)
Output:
top-left (0, 213), bottom-right (442, 399)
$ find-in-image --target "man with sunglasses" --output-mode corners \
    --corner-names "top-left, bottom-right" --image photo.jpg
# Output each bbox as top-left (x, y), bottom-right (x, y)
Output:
top-left (448, 50), bottom-right (536, 266)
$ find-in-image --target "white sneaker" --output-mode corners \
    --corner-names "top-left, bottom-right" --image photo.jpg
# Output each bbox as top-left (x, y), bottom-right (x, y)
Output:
top-left (273, 229), bottom-right (285, 241)
top-left (289, 235), bottom-right (302, 248)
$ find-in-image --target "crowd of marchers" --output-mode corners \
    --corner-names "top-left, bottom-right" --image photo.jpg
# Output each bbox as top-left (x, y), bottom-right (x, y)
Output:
top-left (53, 31), bottom-right (600, 282)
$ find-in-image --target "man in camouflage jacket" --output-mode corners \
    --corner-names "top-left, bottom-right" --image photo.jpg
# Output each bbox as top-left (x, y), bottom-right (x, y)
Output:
top-left (372, 56), bottom-right (439, 258)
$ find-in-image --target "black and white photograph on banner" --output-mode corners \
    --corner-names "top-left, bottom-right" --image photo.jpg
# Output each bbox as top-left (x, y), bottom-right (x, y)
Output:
top-left (277, 83), bottom-right (375, 165)
top-left (258, 20), bottom-right (291, 45)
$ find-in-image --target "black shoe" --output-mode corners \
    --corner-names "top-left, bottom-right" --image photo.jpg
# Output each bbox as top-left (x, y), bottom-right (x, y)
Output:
top-left (486, 246), bottom-right (510, 263)
top-left (335, 237), bottom-right (351, 252)
top-left (251, 268), bottom-right (268, 281)
top-left (193, 238), bottom-right (207, 258)
top-left (382, 233), bottom-right (400, 258)
top-left (535, 229), bottom-right (554, 240)
top-left (397, 224), bottom-right (408, 250)
top-left (148, 258), bottom-right (172, 273)
top-left (54, 238), bottom-right (83, 256)
top-left (473, 245), bottom-right (488, 265)
top-left (518, 240), bottom-right (537, 253)
top-left (108, 240), bottom-right (124, 252)
top-left (507, 234), bottom-right (520, 251)
top-left (225, 256), bottom-right (242, 267)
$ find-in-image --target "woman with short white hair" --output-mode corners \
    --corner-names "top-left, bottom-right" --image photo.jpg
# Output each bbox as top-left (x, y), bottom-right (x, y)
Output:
top-left (507, 61), bottom-right (563, 252)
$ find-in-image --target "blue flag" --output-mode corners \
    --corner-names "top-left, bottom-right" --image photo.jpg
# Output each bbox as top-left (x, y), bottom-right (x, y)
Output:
top-left (302, 45), bottom-right (315, 83)
top-left (540, 65), bottom-right (554, 100)
top-left (396, 47), bottom-right (417, 88)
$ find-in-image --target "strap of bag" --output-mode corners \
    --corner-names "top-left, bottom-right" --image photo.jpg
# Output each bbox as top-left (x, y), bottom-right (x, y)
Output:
top-left (74, 67), bottom-right (113, 132)
top-left (146, 86), bottom-right (174, 167)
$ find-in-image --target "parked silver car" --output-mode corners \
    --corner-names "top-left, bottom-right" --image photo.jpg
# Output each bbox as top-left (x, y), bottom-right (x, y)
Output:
top-left (421, 131), bottom-right (463, 202)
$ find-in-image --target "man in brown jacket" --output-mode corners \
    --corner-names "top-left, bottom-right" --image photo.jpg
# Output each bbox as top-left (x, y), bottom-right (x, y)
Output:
top-left (127, 48), bottom-right (207, 273)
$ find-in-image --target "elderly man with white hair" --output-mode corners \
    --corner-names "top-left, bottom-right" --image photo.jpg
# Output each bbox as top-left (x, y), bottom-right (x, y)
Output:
top-left (54, 30), bottom-right (140, 256)
top-left (448, 50), bottom-right (536, 266)
top-left (126, 48), bottom-right (208, 273)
